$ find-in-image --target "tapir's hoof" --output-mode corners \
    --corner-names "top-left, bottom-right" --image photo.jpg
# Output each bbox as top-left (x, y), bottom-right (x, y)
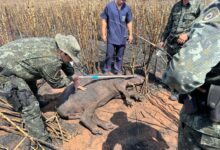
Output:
top-left (138, 95), bottom-right (145, 102)
top-left (126, 99), bottom-right (133, 106)
top-left (91, 128), bottom-right (103, 135)
top-left (101, 122), bottom-right (114, 130)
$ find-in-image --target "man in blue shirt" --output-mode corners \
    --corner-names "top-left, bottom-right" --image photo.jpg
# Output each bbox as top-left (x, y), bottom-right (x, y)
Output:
top-left (101, 0), bottom-right (133, 75)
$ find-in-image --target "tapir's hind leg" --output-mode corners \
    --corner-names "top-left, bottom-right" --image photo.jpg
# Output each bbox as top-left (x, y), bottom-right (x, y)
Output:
top-left (92, 112), bottom-right (114, 130)
top-left (80, 103), bottom-right (103, 135)
top-left (114, 83), bottom-right (133, 106)
top-left (67, 112), bottom-right (82, 119)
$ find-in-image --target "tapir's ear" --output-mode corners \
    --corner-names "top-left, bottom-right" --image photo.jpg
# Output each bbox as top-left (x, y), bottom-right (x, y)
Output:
top-left (127, 81), bottom-right (134, 86)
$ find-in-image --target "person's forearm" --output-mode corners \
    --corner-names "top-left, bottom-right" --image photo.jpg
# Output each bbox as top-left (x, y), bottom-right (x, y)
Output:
top-left (101, 19), bottom-right (107, 39)
top-left (127, 22), bottom-right (133, 36)
top-left (51, 87), bottom-right (66, 93)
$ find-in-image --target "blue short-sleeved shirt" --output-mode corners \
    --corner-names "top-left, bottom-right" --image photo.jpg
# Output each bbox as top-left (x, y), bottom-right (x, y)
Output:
top-left (101, 1), bottom-right (133, 45)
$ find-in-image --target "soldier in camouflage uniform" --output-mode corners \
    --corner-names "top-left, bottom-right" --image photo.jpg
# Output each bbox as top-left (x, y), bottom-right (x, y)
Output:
top-left (160, 0), bottom-right (204, 62)
top-left (160, 0), bottom-right (204, 101)
top-left (0, 34), bottom-right (81, 143)
top-left (163, 0), bottom-right (220, 149)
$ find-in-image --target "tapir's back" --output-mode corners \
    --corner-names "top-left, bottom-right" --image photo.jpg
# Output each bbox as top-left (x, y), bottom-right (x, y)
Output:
top-left (57, 78), bottom-right (125, 114)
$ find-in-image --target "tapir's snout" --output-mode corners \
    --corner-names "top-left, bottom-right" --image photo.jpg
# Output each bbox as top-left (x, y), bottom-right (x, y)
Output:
top-left (127, 75), bottom-right (144, 86)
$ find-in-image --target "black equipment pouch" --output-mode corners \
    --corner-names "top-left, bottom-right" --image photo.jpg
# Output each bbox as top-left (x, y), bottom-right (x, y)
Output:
top-left (207, 85), bottom-right (220, 122)
top-left (182, 96), bottom-right (198, 114)
top-left (166, 34), bottom-right (183, 55)
top-left (167, 35), bottom-right (177, 44)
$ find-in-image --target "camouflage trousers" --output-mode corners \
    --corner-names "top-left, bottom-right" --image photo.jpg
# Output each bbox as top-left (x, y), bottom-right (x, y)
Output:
top-left (178, 109), bottom-right (220, 150)
top-left (0, 75), bottom-right (49, 141)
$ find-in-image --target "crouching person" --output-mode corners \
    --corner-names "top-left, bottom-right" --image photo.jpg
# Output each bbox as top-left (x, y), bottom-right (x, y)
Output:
top-left (0, 34), bottom-right (81, 143)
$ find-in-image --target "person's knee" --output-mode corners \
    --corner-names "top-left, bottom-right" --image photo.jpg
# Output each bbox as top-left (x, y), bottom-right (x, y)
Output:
top-left (17, 89), bottom-right (36, 107)
top-left (116, 56), bottom-right (123, 61)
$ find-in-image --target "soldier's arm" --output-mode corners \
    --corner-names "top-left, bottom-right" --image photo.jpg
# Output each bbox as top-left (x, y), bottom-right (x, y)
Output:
top-left (126, 6), bottom-right (133, 44)
top-left (163, 0), bottom-right (220, 93)
top-left (162, 32), bottom-right (220, 94)
top-left (39, 62), bottom-right (71, 89)
top-left (100, 5), bottom-right (108, 42)
top-left (160, 6), bottom-right (174, 42)
top-left (61, 62), bottom-right (74, 77)
top-left (184, 1), bottom-right (205, 37)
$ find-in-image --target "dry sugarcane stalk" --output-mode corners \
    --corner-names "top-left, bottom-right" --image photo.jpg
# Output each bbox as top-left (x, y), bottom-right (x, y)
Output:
top-left (44, 115), bottom-right (72, 139)
top-left (47, 123), bottom-right (70, 140)
top-left (55, 115), bottom-right (64, 144)
top-left (14, 136), bottom-right (27, 150)
top-left (47, 123), bottom-right (60, 137)
top-left (0, 112), bottom-right (35, 142)
top-left (0, 102), bottom-right (13, 111)
top-left (0, 100), bottom-right (68, 139)
top-left (46, 121), bottom-right (70, 136)
top-left (0, 125), bottom-right (61, 150)
top-left (0, 97), bottom-right (11, 105)
top-left (0, 112), bottom-right (44, 149)
top-left (45, 115), bottom-right (56, 122)
top-left (1, 109), bottom-right (21, 117)
top-left (0, 143), bottom-right (8, 150)
top-left (0, 125), bottom-right (24, 135)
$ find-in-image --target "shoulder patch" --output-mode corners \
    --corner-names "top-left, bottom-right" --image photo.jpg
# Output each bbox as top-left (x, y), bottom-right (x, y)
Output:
top-left (202, 7), bottom-right (220, 22)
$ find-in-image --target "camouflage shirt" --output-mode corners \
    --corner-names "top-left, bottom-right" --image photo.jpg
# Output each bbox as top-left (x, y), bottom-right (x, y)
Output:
top-left (161, 0), bottom-right (204, 42)
top-left (163, 0), bottom-right (220, 140)
top-left (0, 38), bottom-right (71, 88)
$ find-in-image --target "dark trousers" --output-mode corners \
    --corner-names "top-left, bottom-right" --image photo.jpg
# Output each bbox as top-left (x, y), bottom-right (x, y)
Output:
top-left (104, 43), bottom-right (125, 73)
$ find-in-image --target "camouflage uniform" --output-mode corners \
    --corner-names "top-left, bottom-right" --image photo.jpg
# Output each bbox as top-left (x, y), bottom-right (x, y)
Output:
top-left (161, 0), bottom-right (204, 62)
top-left (0, 37), bottom-right (76, 142)
top-left (163, 0), bottom-right (220, 149)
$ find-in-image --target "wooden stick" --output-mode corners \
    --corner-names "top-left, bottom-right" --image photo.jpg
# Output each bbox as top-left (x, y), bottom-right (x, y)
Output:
top-left (0, 97), bottom-right (11, 105)
top-left (0, 143), bottom-right (8, 150)
top-left (79, 74), bottom-right (137, 79)
top-left (0, 103), bottom-right (13, 110)
top-left (14, 136), bottom-right (27, 150)
top-left (0, 126), bottom-right (61, 150)
top-left (55, 115), bottom-right (64, 144)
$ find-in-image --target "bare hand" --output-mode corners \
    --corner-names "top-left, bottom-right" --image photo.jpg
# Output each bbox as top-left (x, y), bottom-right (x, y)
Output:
top-left (158, 42), bottom-right (165, 48)
top-left (197, 87), bottom-right (207, 93)
top-left (128, 35), bottom-right (133, 44)
top-left (177, 33), bottom-right (188, 44)
top-left (72, 74), bottom-right (80, 88)
top-left (102, 35), bottom-right (107, 42)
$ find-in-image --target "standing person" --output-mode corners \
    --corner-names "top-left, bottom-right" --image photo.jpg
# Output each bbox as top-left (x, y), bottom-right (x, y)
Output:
top-left (163, 1), bottom-right (220, 149)
top-left (159, 0), bottom-right (204, 100)
top-left (0, 34), bottom-right (81, 144)
top-left (101, 0), bottom-right (133, 75)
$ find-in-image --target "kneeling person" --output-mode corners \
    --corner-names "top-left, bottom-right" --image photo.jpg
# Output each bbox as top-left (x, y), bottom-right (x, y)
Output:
top-left (0, 34), bottom-right (81, 142)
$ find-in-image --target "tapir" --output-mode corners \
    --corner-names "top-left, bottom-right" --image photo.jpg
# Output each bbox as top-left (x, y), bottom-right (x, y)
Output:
top-left (56, 76), bottom-right (144, 135)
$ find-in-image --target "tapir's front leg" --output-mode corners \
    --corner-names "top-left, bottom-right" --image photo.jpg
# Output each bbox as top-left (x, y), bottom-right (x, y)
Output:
top-left (80, 102), bottom-right (103, 135)
top-left (114, 82), bottom-right (133, 106)
top-left (128, 90), bottom-right (145, 102)
top-left (92, 113), bottom-right (114, 130)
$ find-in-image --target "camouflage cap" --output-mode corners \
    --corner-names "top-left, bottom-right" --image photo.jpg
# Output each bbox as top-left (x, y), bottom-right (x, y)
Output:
top-left (55, 34), bottom-right (81, 63)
